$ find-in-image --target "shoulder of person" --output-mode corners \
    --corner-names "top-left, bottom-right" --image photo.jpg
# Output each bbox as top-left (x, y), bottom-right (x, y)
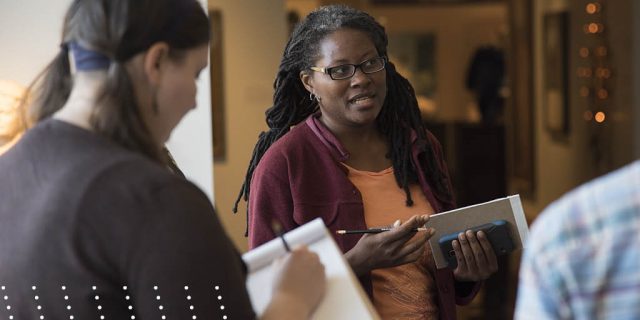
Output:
top-left (82, 152), bottom-right (209, 213)
top-left (527, 163), bottom-right (639, 258)
top-left (257, 122), bottom-right (324, 168)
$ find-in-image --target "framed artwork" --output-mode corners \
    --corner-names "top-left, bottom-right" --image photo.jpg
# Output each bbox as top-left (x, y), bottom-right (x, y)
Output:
top-left (543, 11), bottom-right (570, 140)
top-left (387, 33), bottom-right (436, 116)
top-left (209, 10), bottom-right (226, 161)
top-left (370, 0), bottom-right (502, 4)
top-left (506, 0), bottom-right (535, 197)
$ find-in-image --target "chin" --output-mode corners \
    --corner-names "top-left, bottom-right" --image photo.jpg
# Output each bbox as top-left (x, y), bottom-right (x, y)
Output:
top-left (350, 113), bottom-right (379, 126)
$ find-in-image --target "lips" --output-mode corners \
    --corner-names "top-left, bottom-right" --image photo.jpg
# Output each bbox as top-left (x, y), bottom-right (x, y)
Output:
top-left (348, 92), bottom-right (375, 104)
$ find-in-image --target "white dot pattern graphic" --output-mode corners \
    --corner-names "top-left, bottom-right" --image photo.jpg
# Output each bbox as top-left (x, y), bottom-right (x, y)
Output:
top-left (92, 285), bottom-right (104, 319)
top-left (1, 285), bottom-right (12, 320)
top-left (154, 285), bottom-right (166, 319)
top-left (184, 286), bottom-right (198, 319)
top-left (31, 286), bottom-right (45, 319)
top-left (0, 284), bottom-right (236, 319)
top-left (215, 284), bottom-right (227, 319)
top-left (61, 285), bottom-right (74, 320)
top-left (123, 285), bottom-right (136, 320)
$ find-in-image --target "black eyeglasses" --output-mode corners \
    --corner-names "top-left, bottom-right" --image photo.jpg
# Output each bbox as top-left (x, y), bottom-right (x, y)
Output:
top-left (310, 56), bottom-right (386, 80)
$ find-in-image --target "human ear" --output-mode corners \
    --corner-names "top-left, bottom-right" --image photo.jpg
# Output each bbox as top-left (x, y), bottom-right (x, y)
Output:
top-left (143, 42), bottom-right (170, 86)
top-left (300, 70), bottom-right (315, 94)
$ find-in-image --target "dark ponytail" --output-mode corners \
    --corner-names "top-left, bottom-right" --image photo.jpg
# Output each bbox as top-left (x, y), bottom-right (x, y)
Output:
top-left (28, 47), bottom-right (72, 123)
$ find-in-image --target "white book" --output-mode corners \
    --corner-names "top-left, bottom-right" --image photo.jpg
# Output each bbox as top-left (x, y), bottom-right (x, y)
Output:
top-left (243, 218), bottom-right (380, 320)
top-left (427, 194), bottom-right (530, 269)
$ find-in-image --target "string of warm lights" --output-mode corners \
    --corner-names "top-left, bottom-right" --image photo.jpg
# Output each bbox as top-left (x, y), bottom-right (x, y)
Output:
top-left (578, 0), bottom-right (612, 169)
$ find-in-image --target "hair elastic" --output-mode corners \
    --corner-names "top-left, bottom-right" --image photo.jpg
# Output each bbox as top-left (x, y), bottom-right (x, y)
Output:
top-left (68, 42), bottom-right (111, 71)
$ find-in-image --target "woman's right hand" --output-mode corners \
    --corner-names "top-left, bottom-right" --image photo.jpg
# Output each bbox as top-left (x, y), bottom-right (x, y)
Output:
top-left (345, 215), bottom-right (434, 276)
top-left (262, 247), bottom-right (326, 320)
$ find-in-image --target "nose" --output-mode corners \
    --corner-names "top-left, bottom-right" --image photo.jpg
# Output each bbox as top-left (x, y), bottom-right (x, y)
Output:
top-left (350, 67), bottom-right (371, 87)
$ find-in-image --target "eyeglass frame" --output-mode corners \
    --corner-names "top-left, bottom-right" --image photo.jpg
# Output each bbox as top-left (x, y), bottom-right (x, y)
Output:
top-left (309, 56), bottom-right (387, 80)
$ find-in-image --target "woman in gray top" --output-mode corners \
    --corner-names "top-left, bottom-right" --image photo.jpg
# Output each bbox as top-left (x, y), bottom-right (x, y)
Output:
top-left (0, 0), bottom-right (325, 319)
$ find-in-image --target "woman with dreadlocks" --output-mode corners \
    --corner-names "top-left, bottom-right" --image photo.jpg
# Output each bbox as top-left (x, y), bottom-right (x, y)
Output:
top-left (235, 5), bottom-right (498, 319)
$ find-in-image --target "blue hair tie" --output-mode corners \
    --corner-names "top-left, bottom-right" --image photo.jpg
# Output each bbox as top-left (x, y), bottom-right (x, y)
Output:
top-left (68, 42), bottom-right (111, 71)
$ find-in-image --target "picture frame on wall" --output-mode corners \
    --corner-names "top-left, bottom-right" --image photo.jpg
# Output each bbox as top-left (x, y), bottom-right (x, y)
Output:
top-left (543, 11), bottom-right (570, 140)
top-left (209, 10), bottom-right (226, 162)
top-left (506, 0), bottom-right (535, 197)
top-left (387, 33), bottom-right (437, 118)
top-left (370, 0), bottom-right (502, 4)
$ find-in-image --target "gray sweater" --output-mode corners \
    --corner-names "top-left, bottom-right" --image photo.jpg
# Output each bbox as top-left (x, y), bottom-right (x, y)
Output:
top-left (0, 119), bottom-right (255, 319)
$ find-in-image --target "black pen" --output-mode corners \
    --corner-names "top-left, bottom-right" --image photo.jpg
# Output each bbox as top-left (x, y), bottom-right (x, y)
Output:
top-left (271, 219), bottom-right (291, 252)
top-left (336, 227), bottom-right (429, 235)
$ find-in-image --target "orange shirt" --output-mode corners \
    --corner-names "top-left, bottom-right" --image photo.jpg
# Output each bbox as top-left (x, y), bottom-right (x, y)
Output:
top-left (344, 164), bottom-right (439, 320)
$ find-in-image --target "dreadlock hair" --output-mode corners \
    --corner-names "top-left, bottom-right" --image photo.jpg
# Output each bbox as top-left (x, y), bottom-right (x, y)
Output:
top-left (233, 4), bottom-right (453, 224)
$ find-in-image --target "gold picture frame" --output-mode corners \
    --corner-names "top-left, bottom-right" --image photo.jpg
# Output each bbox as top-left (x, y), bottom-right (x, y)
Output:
top-left (209, 10), bottom-right (226, 162)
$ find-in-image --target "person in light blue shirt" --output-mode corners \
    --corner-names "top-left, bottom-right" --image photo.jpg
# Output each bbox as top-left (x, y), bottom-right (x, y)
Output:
top-left (515, 160), bottom-right (640, 319)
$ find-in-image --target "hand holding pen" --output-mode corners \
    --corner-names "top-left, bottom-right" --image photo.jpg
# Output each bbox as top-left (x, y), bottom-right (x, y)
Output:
top-left (343, 215), bottom-right (435, 276)
top-left (270, 219), bottom-right (291, 252)
top-left (268, 219), bottom-right (326, 318)
top-left (336, 227), bottom-right (429, 235)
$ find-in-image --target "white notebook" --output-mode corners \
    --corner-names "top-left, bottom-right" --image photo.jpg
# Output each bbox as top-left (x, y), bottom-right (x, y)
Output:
top-left (242, 218), bottom-right (380, 320)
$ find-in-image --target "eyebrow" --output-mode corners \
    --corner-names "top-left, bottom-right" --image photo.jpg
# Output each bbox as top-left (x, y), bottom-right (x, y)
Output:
top-left (325, 50), bottom-right (378, 66)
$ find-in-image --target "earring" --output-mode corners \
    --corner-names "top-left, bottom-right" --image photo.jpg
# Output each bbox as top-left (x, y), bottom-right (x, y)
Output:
top-left (309, 92), bottom-right (315, 101)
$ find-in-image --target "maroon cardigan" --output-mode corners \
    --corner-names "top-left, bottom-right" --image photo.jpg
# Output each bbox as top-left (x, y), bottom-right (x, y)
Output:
top-left (248, 114), bottom-right (480, 320)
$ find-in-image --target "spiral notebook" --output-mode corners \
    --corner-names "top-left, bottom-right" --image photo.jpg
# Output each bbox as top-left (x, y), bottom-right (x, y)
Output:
top-left (242, 218), bottom-right (380, 320)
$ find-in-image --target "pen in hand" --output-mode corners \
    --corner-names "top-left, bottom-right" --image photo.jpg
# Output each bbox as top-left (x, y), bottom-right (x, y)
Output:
top-left (336, 227), bottom-right (429, 235)
top-left (271, 219), bottom-right (291, 252)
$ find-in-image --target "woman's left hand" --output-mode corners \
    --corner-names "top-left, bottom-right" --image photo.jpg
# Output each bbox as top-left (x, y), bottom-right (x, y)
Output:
top-left (452, 230), bottom-right (499, 282)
